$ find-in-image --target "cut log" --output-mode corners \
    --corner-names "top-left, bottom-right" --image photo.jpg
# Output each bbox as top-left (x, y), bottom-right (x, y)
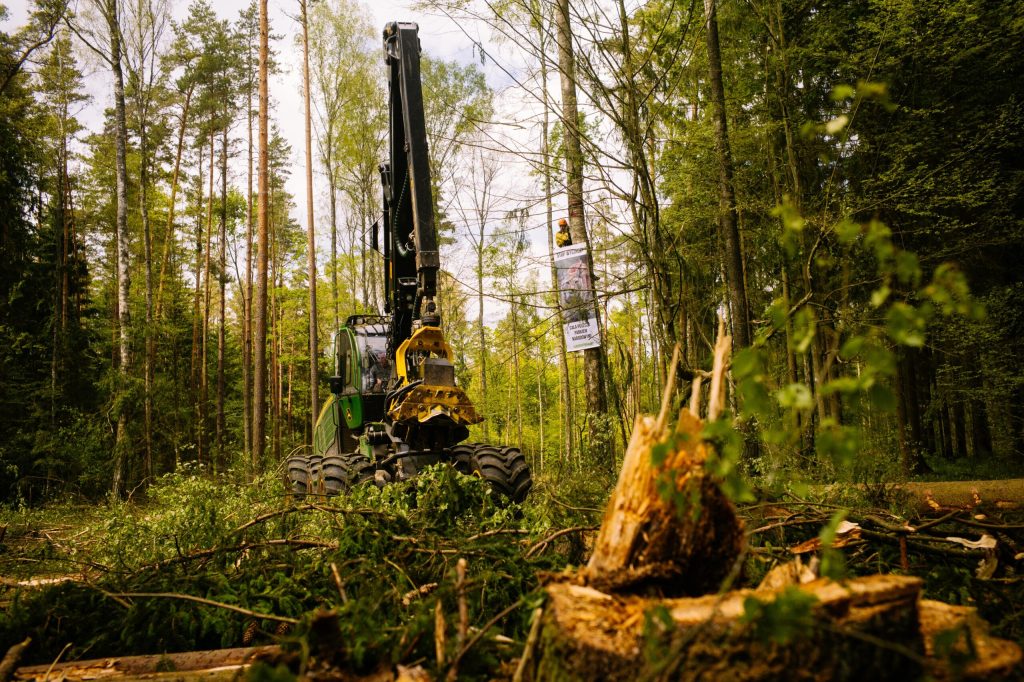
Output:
top-left (535, 575), bottom-right (927, 681)
top-left (895, 479), bottom-right (1024, 514)
top-left (584, 410), bottom-right (744, 596)
top-left (13, 646), bottom-right (278, 681)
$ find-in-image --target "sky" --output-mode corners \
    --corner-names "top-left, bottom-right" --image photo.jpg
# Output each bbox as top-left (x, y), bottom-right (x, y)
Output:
top-left (1, 0), bottom-right (565, 327)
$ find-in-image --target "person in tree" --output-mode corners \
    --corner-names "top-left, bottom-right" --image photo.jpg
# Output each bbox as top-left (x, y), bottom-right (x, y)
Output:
top-left (555, 218), bottom-right (572, 247)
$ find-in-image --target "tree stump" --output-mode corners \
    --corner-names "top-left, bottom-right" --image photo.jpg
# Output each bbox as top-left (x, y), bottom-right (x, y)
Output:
top-left (536, 575), bottom-right (926, 681)
top-left (584, 410), bottom-right (744, 596)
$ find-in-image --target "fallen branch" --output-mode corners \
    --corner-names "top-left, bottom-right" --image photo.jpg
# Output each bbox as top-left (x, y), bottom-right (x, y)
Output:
top-left (0, 637), bottom-right (30, 681)
top-left (525, 526), bottom-right (598, 559)
top-left (106, 591), bottom-right (299, 624)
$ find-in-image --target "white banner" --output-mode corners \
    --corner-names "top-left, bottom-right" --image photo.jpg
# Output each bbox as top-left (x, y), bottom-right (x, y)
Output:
top-left (554, 244), bottom-right (601, 352)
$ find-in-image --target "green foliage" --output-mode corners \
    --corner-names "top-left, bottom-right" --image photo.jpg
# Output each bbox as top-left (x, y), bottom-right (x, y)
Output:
top-left (0, 466), bottom-right (581, 677)
top-left (816, 510), bottom-right (849, 580)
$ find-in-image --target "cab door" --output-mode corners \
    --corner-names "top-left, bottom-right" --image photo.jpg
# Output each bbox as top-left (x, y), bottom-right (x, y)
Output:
top-left (336, 329), bottom-right (364, 433)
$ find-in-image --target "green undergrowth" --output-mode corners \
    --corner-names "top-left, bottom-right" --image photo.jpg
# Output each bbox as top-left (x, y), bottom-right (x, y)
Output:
top-left (0, 465), bottom-right (588, 679)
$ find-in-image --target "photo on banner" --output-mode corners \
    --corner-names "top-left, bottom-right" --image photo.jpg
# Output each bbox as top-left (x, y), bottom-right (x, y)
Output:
top-left (554, 243), bottom-right (600, 352)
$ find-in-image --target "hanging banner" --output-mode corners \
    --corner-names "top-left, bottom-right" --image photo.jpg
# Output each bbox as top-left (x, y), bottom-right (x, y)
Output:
top-left (554, 243), bottom-right (601, 352)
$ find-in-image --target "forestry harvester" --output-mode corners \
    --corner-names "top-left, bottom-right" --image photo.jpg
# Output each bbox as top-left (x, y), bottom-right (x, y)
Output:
top-left (286, 22), bottom-right (532, 503)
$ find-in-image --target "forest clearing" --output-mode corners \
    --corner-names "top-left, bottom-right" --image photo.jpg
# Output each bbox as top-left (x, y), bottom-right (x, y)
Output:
top-left (1, 0), bottom-right (1023, 678)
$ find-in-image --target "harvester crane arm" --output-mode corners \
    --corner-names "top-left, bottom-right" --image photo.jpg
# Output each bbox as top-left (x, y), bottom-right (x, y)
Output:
top-left (380, 21), bottom-right (439, 356)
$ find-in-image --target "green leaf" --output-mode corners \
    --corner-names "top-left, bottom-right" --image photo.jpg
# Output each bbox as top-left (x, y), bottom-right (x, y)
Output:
top-left (831, 84), bottom-right (856, 101)
top-left (732, 347), bottom-right (763, 381)
top-left (791, 308), bottom-right (816, 354)
top-left (825, 115), bottom-right (849, 135)
top-left (741, 586), bottom-right (818, 645)
top-left (833, 217), bottom-right (860, 244)
top-left (650, 442), bottom-right (670, 467)
top-left (822, 376), bottom-right (860, 395)
top-left (886, 302), bottom-right (927, 347)
top-left (776, 383), bottom-right (813, 410)
top-left (819, 509), bottom-right (848, 547)
top-left (895, 251), bottom-right (921, 287)
top-left (739, 379), bottom-right (772, 419)
top-left (871, 285), bottom-right (891, 308)
top-left (839, 336), bottom-right (865, 359)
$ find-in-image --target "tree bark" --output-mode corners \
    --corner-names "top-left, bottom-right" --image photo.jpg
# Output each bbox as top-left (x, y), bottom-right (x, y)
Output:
top-left (243, 71), bottom-right (253, 461)
top-left (105, 0), bottom-right (132, 497)
top-left (217, 124), bottom-right (228, 467)
top-left (253, 0), bottom-right (270, 473)
top-left (155, 85), bottom-right (192, 320)
top-left (554, 0), bottom-right (608, 441)
top-left (703, 0), bottom-right (751, 352)
top-left (200, 131), bottom-right (214, 464)
top-left (301, 0), bottom-right (319, 434)
top-left (139, 107), bottom-right (154, 483)
top-left (535, 7), bottom-right (573, 464)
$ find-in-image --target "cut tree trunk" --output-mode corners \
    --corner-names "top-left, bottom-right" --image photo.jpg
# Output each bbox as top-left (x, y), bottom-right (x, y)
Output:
top-left (536, 576), bottom-right (924, 681)
top-left (534, 577), bottom-right (1020, 681)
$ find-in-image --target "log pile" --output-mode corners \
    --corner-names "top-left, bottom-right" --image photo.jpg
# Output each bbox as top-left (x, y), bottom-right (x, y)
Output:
top-left (530, 338), bottom-right (1022, 681)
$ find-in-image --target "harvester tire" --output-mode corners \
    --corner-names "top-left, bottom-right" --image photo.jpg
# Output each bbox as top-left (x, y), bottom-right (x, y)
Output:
top-left (286, 455), bottom-right (309, 500)
top-left (452, 443), bottom-right (533, 503)
top-left (322, 453), bottom-right (375, 495)
top-left (308, 455), bottom-right (324, 495)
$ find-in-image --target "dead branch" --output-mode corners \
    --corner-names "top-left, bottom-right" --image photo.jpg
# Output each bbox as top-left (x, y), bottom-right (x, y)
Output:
top-left (525, 526), bottom-right (599, 559)
top-left (0, 637), bottom-right (30, 681)
top-left (106, 591), bottom-right (299, 624)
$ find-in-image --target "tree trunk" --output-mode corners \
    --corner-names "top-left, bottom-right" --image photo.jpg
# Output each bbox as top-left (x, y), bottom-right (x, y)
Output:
top-left (326, 126), bottom-right (339, 333)
top-left (217, 124), bottom-right (228, 467)
top-left (243, 74), bottom-right (253, 461)
top-left (200, 132), bottom-right (214, 464)
top-left (535, 576), bottom-right (926, 681)
top-left (139, 113), bottom-right (154, 483)
top-left (919, 348), bottom-right (937, 456)
top-left (896, 351), bottom-right (929, 475)
top-left (966, 356), bottom-right (993, 459)
top-left (190, 143), bottom-right (204, 454)
top-left (301, 0), bottom-right (319, 434)
top-left (156, 86), bottom-right (192, 320)
top-left (106, 0), bottom-right (132, 497)
top-left (253, 0), bottom-right (270, 474)
top-left (554, 0), bottom-right (608, 442)
top-left (535, 13), bottom-right (572, 464)
top-left (703, 0), bottom-right (751, 352)
top-left (904, 349), bottom-right (924, 457)
top-left (952, 393), bottom-right (968, 459)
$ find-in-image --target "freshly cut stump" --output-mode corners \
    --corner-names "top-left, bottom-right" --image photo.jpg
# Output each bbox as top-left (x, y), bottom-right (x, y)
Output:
top-left (536, 576), bottom-right (927, 681)
top-left (585, 411), bottom-right (743, 596)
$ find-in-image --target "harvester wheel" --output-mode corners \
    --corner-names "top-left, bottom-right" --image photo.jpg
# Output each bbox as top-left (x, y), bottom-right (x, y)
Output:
top-left (322, 453), bottom-right (375, 495)
top-left (286, 455), bottom-right (309, 500)
top-left (449, 444), bottom-right (475, 476)
top-left (308, 455), bottom-right (324, 495)
top-left (451, 443), bottom-right (533, 503)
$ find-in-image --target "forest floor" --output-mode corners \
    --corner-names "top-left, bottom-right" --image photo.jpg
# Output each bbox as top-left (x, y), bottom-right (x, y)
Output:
top-left (1, 465), bottom-right (1023, 680)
